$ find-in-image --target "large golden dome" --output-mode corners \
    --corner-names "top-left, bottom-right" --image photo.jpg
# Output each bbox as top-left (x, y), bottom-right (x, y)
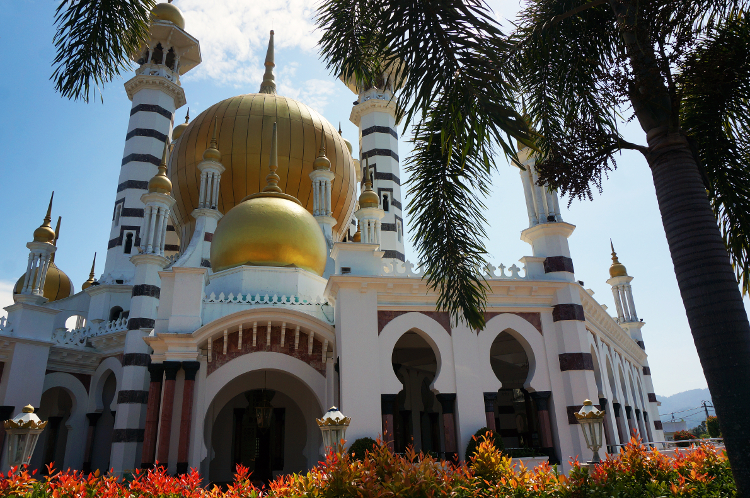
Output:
top-left (168, 94), bottom-right (357, 249)
top-left (14, 262), bottom-right (74, 303)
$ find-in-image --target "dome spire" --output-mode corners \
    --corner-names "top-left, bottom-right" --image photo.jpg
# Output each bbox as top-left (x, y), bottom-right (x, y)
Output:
top-left (149, 141), bottom-right (173, 194)
top-left (259, 30), bottom-right (276, 94)
top-left (50, 216), bottom-right (61, 262)
top-left (82, 253), bottom-right (97, 290)
top-left (33, 192), bottom-right (56, 243)
top-left (263, 122), bottom-right (282, 193)
top-left (203, 117), bottom-right (222, 162)
top-left (313, 127), bottom-right (331, 170)
top-left (609, 239), bottom-right (628, 277)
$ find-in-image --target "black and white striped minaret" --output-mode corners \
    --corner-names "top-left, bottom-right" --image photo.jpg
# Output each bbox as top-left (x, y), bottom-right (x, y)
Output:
top-left (102, 3), bottom-right (200, 284)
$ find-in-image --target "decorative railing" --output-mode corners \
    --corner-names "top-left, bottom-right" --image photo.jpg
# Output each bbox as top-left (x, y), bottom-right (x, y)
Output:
top-left (204, 293), bottom-right (329, 306)
top-left (51, 316), bottom-right (128, 347)
top-left (379, 260), bottom-right (527, 280)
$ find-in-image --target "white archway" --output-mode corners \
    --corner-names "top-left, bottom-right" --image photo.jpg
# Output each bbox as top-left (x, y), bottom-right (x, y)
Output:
top-left (378, 312), bottom-right (456, 395)
top-left (88, 357), bottom-right (123, 412)
top-left (39, 372), bottom-right (89, 471)
top-left (479, 313), bottom-right (550, 393)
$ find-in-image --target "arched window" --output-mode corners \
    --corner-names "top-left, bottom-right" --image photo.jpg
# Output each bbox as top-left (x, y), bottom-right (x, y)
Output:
top-left (382, 194), bottom-right (389, 212)
top-left (124, 233), bottom-right (134, 254)
top-left (151, 43), bottom-right (164, 65)
top-left (165, 47), bottom-right (176, 70)
top-left (108, 306), bottom-right (123, 322)
top-left (397, 221), bottom-right (402, 242)
top-left (114, 204), bottom-right (122, 226)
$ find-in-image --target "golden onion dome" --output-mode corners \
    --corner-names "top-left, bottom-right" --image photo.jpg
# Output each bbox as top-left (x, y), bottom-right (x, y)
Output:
top-left (609, 241), bottom-right (628, 278)
top-left (313, 132), bottom-right (331, 171)
top-left (149, 143), bottom-right (173, 194)
top-left (172, 109), bottom-right (190, 141)
top-left (167, 95), bottom-right (357, 247)
top-left (358, 162), bottom-right (379, 209)
top-left (352, 222), bottom-right (361, 242)
top-left (202, 118), bottom-right (221, 162)
top-left (33, 193), bottom-right (56, 243)
top-left (14, 262), bottom-right (74, 302)
top-left (151, 2), bottom-right (185, 30)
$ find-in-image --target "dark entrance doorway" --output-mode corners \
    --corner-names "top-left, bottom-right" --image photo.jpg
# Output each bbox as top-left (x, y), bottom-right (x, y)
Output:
top-left (231, 390), bottom-right (285, 484)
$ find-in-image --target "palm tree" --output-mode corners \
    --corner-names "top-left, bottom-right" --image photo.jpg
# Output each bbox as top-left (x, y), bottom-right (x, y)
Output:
top-left (317, 0), bottom-right (750, 493)
top-left (52, 0), bottom-right (154, 102)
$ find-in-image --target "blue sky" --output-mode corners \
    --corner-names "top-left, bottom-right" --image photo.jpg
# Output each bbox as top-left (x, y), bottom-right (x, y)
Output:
top-left (1, 0), bottom-right (741, 397)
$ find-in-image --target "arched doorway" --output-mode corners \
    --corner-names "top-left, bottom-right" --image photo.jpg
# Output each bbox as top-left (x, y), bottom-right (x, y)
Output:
top-left (90, 372), bottom-right (116, 473)
top-left (206, 368), bottom-right (322, 485)
top-left (489, 331), bottom-right (541, 451)
top-left (31, 387), bottom-right (73, 473)
top-left (391, 331), bottom-right (441, 455)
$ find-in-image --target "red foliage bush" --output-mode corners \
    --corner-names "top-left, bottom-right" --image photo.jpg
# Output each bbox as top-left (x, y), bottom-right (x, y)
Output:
top-left (0, 436), bottom-right (735, 498)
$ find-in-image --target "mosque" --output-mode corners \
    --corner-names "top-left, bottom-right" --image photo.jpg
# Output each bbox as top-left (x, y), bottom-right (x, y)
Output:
top-left (0, 2), bottom-right (663, 480)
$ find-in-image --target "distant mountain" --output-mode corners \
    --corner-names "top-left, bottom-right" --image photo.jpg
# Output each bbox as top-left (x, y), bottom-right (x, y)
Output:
top-left (657, 388), bottom-right (713, 429)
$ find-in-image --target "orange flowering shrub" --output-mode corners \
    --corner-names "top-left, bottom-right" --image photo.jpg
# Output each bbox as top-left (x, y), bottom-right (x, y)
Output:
top-left (0, 436), bottom-right (734, 498)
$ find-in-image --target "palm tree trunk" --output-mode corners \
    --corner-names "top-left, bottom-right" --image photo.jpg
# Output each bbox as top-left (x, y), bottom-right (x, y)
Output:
top-left (647, 128), bottom-right (750, 496)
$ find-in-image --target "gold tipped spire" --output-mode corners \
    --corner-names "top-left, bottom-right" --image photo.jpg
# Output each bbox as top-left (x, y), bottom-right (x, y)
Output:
top-left (185, 108), bottom-right (190, 122)
top-left (82, 253), bottom-right (97, 290)
top-left (313, 128), bottom-right (331, 170)
top-left (50, 216), bottom-right (61, 262)
top-left (149, 141), bottom-right (173, 194)
top-left (202, 117), bottom-right (222, 162)
top-left (352, 222), bottom-right (361, 242)
top-left (358, 157), bottom-right (379, 209)
top-left (263, 122), bottom-right (283, 193)
top-left (259, 30), bottom-right (277, 94)
top-left (338, 122), bottom-right (342, 135)
top-left (33, 192), bottom-right (56, 243)
top-left (609, 240), bottom-right (628, 278)
top-left (172, 108), bottom-right (190, 141)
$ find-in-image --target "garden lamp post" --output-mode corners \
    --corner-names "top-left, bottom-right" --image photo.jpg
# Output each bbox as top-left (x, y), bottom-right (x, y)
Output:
top-left (575, 399), bottom-right (605, 463)
top-left (3, 405), bottom-right (47, 468)
top-left (316, 406), bottom-right (350, 451)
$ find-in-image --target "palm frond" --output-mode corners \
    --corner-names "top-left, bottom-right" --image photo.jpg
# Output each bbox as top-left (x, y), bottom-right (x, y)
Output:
top-left (680, 14), bottom-right (750, 294)
top-left (52, 0), bottom-right (154, 102)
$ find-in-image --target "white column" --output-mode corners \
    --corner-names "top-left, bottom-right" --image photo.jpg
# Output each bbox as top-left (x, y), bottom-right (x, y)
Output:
top-left (141, 206), bottom-right (153, 251)
top-left (325, 180), bottom-right (332, 216)
top-left (520, 169), bottom-right (538, 226)
top-left (37, 255), bottom-right (52, 291)
top-left (154, 209), bottom-right (166, 255)
top-left (147, 206), bottom-right (158, 253)
top-left (611, 287), bottom-right (625, 321)
top-left (625, 286), bottom-right (638, 321)
top-left (211, 172), bottom-right (221, 208)
top-left (198, 171), bottom-right (207, 207)
top-left (21, 253), bottom-right (34, 293)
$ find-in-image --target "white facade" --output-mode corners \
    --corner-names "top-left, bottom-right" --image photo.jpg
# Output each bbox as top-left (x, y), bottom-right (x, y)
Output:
top-left (0, 8), bottom-right (664, 482)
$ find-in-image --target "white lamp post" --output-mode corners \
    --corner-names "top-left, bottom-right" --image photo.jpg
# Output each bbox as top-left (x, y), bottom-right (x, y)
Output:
top-left (575, 399), bottom-right (605, 463)
top-left (316, 406), bottom-right (350, 451)
top-left (3, 405), bottom-right (47, 468)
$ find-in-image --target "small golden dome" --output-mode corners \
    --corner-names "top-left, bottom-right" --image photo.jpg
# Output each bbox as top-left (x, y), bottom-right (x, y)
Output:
top-left (14, 261), bottom-right (74, 302)
top-left (202, 118), bottom-right (221, 162)
top-left (358, 160), bottom-right (379, 209)
top-left (33, 193), bottom-right (56, 243)
top-left (609, 241), bottom-right (628, 277)
top-left (172, 109), bottom-right (189, 141)
top-left (210, 122), bottom-right (327, 276)
top-left (313, 131), bottom-right (331, 170)
top-left (149, 143), bottom-right (173, 194)
top-left (151, 2), bottom-right (185, 30)
top-left (81, 253), bottom-right (97, 290)
top-left (352, 222), bottom-right (361, 242)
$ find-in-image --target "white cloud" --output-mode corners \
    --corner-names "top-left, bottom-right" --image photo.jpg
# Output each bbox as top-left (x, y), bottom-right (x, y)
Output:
top-left (279, 78), bottom-right (337, 113)
top-left (178, 0), bottom-right (321, 85)
top-left (0, 281), bottom-right (15, 318)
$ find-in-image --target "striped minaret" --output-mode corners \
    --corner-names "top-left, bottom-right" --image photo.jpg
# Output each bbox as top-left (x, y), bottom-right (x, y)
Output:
top-left (102, 4), bottom-right (200, 283)
top-left (110, 144), bottom-right (176, 474)
top-left (348, 76), bottom-right (405, 262)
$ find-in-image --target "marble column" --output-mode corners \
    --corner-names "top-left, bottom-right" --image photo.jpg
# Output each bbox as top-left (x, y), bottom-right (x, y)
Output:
top-left (82, 412), bottom-right (102, 473)
top-left (530, 391), bottom-right (554, 449)
top-left (141, 363), bottom-right (164, 469)
top-left (624, 405), bottom-right (635, 441)
top-left (176, 361), bottom-right (200, 474)
top-left (436, 393), bottom-right (457, 461)
top-left (483, 392), bottom-right (497, 431)
top-left (380, 394), bottom-right (397, 451)
top-left (598, 397), bottom-right (612, 450)
top-left (612, 402), bottom-right (626, 445)
top-left (156, 361), bottom-right (181, 466)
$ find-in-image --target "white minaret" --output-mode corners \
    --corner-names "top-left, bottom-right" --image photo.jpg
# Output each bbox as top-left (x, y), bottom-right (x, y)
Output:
top-left (102, 3), bottom-right (200, 284)
top-left (606, 243), bottom-right (664, 442)
top-left (355, 160), bottom-right (385, 244)
top-left (15, 193), bottom-right (57, 304)
top-left (346, 73), bottom-right (405, 262)
top-left (310, 129), bottom-right (337, 248)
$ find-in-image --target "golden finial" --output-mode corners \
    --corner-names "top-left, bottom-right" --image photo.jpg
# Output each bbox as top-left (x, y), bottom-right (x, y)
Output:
top-left (50, 216), bottom-right (62, 262)
top-left (259, 30), bottom-right (277, 94)
top-left (149, 141), bottom-right (173, 194)
top-left (262, 122), bottom-right (283, 193)
top-left (22, 405), bottom-right (34, 414)
top-left (609, 239), bottom-right (628, 277)
top-left (33, 192), bottom-right (56, 243)
top-left (82, 253), bottom-right (97, 290)
top-left (358, 156), bottom-right (379, 208)
top-left (172, 108), bottom-right (190, 141)
top-left (338, 122), bottom-right (342, 135)
top-left (185, 108), bottom-right (190, 123)
top-left (313, 128), bottom-right (331, 171)
top-left (203, 117), bottom-right (221, 162)
top-left (352, 222), bottom-right (361, 242)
